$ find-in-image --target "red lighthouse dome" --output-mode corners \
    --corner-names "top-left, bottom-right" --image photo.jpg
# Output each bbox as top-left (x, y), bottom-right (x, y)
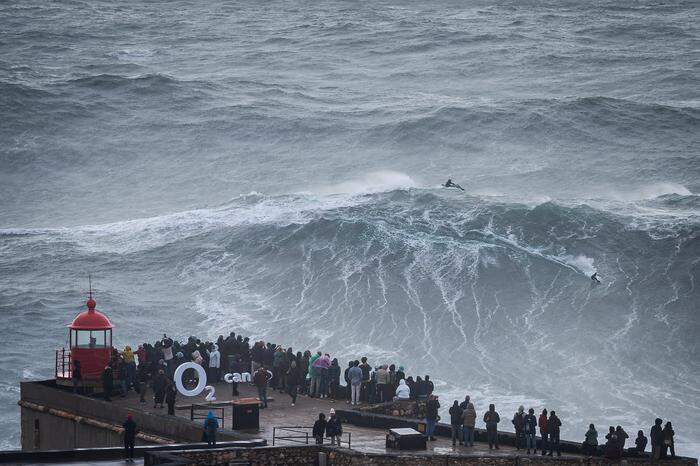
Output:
top-left (69, 297), bottom-right (114, 330)
top-left (56, 287), bottom-right (115, 387)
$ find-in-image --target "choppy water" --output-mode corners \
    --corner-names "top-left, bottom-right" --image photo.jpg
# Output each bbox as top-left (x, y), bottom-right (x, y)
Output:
top-left (1, 0), bottom-right (699, 457)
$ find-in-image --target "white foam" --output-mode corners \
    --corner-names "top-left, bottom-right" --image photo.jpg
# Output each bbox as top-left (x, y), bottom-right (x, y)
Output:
top-left (311, 170), bottom-right (418, 196)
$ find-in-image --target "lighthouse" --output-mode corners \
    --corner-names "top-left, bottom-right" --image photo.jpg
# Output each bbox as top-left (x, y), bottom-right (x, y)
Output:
top-left (55, 287), bottom-right (114, 390)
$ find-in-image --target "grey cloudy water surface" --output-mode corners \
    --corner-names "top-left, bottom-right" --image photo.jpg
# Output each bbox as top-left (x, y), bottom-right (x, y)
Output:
top-left (1, 0), bottom-right (699, 457)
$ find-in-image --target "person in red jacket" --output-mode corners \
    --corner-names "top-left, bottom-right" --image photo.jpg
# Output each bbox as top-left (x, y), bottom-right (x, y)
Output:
top-left (538, 408), bottom-right (548, 455)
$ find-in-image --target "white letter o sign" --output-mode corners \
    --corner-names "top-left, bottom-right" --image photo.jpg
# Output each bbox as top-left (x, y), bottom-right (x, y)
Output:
top-left (174, 362), bottom-right (207, 397)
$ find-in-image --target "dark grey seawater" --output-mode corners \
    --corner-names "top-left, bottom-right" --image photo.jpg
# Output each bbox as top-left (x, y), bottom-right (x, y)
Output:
top-left (1, 0), bottom-right (699, 456)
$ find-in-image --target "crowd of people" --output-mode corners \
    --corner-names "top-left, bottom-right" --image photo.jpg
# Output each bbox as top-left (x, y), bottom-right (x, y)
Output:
top-left (79, 331), bottom-right (679, 458)
top-left (441, 397), bottom-right (677, 459)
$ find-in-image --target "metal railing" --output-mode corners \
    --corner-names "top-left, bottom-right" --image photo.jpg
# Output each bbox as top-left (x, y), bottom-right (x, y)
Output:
top-left (55, 348), bottom-right (72, 379)
top-left (190, 404), bottom-right (225, 430)
top-left (272, 426), bottom-right (351, 449)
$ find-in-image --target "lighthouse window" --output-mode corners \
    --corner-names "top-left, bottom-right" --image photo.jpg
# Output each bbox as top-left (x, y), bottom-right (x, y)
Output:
top-left (74, 330), bottom-right (106, 348)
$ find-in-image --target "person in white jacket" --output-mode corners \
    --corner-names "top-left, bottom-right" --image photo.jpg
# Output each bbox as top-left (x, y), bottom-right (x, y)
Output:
top-left (395, 379), bottom-right (410, 400)
top-left (207, 345), bottom-right (221, 383)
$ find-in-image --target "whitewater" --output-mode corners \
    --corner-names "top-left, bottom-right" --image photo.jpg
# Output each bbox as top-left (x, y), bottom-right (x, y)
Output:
top-left (1, 0), bottom-right (698, 458)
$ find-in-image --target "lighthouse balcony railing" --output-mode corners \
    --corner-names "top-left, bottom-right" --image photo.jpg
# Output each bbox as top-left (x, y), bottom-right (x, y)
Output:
top-left (55, 348), bottom-right (72, 380)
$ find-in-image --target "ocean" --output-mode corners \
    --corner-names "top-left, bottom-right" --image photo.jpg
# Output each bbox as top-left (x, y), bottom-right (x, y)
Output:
top-left (0, 0), bottom-right (698, 457)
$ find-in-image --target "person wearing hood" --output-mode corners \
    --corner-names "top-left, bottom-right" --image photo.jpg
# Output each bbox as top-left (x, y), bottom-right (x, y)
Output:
top-left (317, 354), bottom-right (332, 398)
top-left (204, 411), bottom-right (219, 447)
top-left (123, 413), bottom-right (137, 462)
top-left (524, 408), bottom-right (537, 454)
top-left (123, 346), bottom-right (136, 391)
top-left (583, 423), bottom-right (598, 456)
top-left (326, 409), bottom-right (343, 446)
top-left (207, 344), bottom-right (221, 383)
top-left (312, 413), bottom-right (327, 445)
top-left (101, 366), bottom-right (113, 401)
top-left (308, 351), bottom-right (321, 397)
top-left (328, 358), bottom-right (341, 401)
top-left (152, 369), bottom-right (167, 409)
top-left (449, 400), bottom-right (464, 445)
top-left (548, 411), bottom-right (562, 456)
top-left (461, 401), bottom-right (477, 447)
top-left (512, 405), bottom-right (526, 450)
top-left (395, 379), bottom-right (410, 400)
top-left (483, 404), bottom-right (501, 450)
top-left (538, 409), bottom-right (548, 455)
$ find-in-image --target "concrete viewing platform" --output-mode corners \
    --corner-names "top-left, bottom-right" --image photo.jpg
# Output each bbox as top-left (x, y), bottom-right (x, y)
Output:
top-left (15, 379), bottom-right (698, 465)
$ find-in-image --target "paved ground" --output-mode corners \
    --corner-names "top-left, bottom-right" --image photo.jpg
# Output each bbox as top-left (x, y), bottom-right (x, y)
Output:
top-left (110, 382), bottom-right (545, 457)
top-left (22, 462), bottom-right (143, 466)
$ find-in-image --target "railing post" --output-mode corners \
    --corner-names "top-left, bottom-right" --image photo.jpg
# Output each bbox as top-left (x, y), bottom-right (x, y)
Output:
top-left (305, 432), bottom-right (309, 444)
top-left (272, 427), bottom-right (275, 446)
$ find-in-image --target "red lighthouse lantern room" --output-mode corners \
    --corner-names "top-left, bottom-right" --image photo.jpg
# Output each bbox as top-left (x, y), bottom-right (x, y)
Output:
top-left (56, 290), bottom-right (114, 389)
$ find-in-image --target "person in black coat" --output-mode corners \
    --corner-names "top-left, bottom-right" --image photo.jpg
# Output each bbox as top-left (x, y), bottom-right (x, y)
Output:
top-left (286, 359), bottom-right (301, 406)
top-left (548, 411), bottom-right (562, 457)
top-left (313, 413), bottom-right (327, 445)
top-left (123, 414), bottom-right (137, 462)
top-left (152, 369), bottom-right (167, 408)
top-left (328, 358), bottom-right (341, 401)
top-left (449, 400), bottom-right (464, 445)
top-left (343, 361), bottom-right (353, 403)
top-left (101, 366), bottom-right (113, 401)
top-left (650, 418), bottom-right (664, 460)
top-left (165, 383), bottom-right (177, 415)
top-left (326, 409), bottom-right (343, 446)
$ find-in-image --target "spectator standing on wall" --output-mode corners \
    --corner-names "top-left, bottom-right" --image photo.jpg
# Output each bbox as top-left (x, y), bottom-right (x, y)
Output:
top-left (650, 418), bottom-right (664, 460)
top-left (449, 400), bottom-right (464, 446)
top-left (326, 408), bottom-right (343, 446)
top-left (512, 405), bottom-right (526, 450)
top-left (663, 422), bottom-right (675, 458)
top-left (548, 410), bottom-right (562, 457)
top-left (308, 351), bottom-right (321, 397)
top-left (631, 430), bottom-right (647, 455)
top-left (524, 408), bottom-right (537, 454)
top-left (123, 413), bottom-right (137, 462)
top-left (359, 357), bottom-right (371, 401)
top-left (461, 401), bottom-right (477, 447)
top-left (459, 395), bottom-right (470, 411)
top-left (253, 365), bottom-right (271, 408)
top-left (313, 413), bottom-right (327, 445)
top-left (425, 394), bottom-right (440, 441)
top-left (395, 379), bottom-right (410, 400)
top-left (425, 375), bottom-right (434, 397)
top-left (604, 426), bottom-right (621, 460)
top-left (101, 366), bottom-right (113, 402)
top-left (344, 361), bottom-right (353, 403)
top-left (483, 404), bottom-right (501, 450)
top-left (286, 359), bottom-right (301, 407)
top-left (165, 383), bottom-right (177, 415)
top-left (376, 365), bottom-right (389, 402)
top-left (616, 425), bottom-right (629, 455)
top-left (538, 409), bottom-right (548, 455)
top-left (583, 423), bottom-right (598, 456)
top-left (71, 360), bottom-right (82, 394)
top-left (348, 361), bottom-right (363, 406)
top-left (207, 344), bottom-right (220, 383)
top-left (328, 358), bottom-right (341, 402)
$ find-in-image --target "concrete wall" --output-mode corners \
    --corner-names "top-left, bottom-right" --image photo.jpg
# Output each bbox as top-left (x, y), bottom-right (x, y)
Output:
top-left (153, 445), bottom-right (699, 466)
top-left (20, 380), bottom-right (261, 451)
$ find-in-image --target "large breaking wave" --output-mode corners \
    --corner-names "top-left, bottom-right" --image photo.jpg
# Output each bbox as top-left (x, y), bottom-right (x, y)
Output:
top-left (1, 184), bottom-right (698, 451)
